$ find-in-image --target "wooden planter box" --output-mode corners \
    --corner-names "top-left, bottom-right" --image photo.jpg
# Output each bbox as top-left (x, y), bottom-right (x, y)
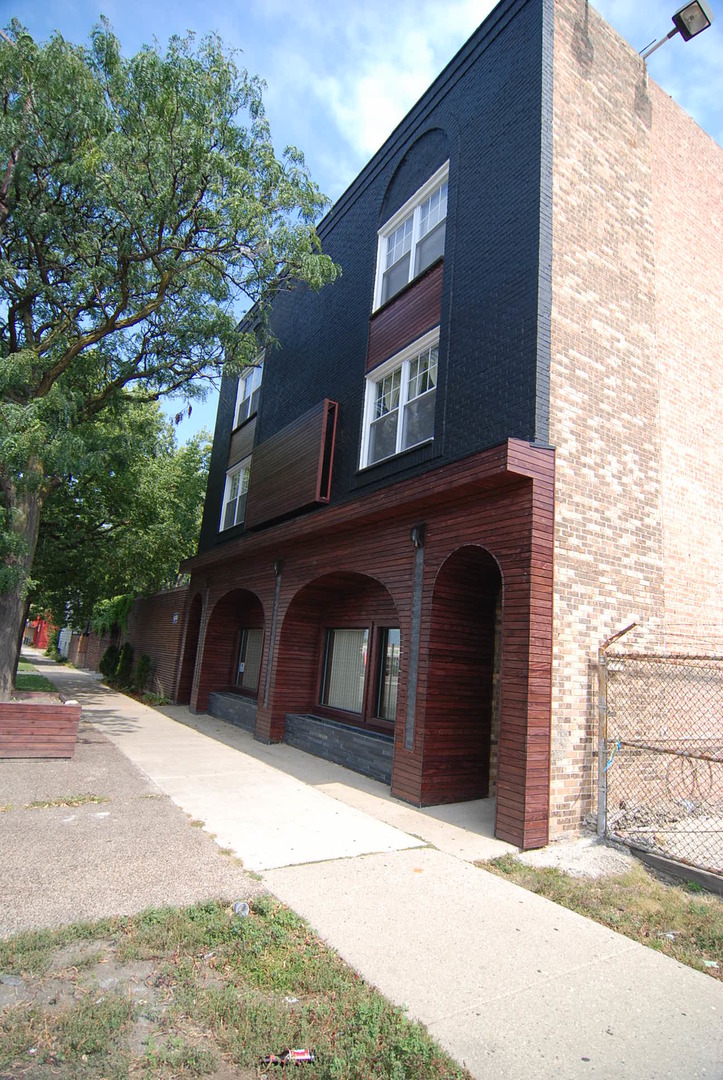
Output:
top-left (0, 702), bottom-right (82, 759)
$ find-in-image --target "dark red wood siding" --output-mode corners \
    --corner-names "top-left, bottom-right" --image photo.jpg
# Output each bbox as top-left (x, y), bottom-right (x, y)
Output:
top-left (196, 589), bottom-right (266, 711)
top-left (244, 400), bottom-right (338, 529)
top-left (228, 417), bottom-right (256, 468)
top-left (0, 704), bottom-right (81, 758)
top-left (367, 261), bottom-right (443, 372)
top-left (268, 573), bottom-right (400, 736)
top-left (185, 439), bottom-right (554, 849)
top-left (423, 547), bottom-right (500, 803)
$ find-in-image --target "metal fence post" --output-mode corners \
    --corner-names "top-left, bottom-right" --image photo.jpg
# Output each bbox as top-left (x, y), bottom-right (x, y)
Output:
top-left (597, 651), bottom-right (608, 838)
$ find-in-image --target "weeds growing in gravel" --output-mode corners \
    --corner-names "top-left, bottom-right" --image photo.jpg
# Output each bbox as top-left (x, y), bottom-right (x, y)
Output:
top-left (24, 794), bottom-right (110, 810)
top-left (0, 898), bottom-right (471, 1079)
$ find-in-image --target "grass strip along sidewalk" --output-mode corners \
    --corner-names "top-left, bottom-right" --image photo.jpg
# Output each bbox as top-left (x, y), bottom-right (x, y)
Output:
top-left (14, 659), bottom-right (59, 694)
top-left (484, 855), bottom-right (722, 980)
top-left (0, 896), bottom-right (471, 1080)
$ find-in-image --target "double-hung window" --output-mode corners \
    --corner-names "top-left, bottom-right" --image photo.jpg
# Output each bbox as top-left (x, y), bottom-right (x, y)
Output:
top-left (234, 361), bottom-right (263, 427)
top-left (361, 329), bottom-right (439, 467)
top-left (220, 458), bottom-right (250, 530)
top-left (374, 162), bottom-right (448, 309)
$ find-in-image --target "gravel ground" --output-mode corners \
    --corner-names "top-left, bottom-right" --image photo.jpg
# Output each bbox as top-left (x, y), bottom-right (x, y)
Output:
top-left (516, 833), bottom-right (638, 878)
top-left (0, 721), bottom-right (264, 938)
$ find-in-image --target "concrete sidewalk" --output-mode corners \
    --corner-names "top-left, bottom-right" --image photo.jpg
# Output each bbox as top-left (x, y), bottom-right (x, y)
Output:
top-left (17, 653), bottom-right (723, 1079)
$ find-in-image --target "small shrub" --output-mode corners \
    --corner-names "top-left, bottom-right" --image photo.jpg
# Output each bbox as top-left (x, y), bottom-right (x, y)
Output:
top-left (133, 654), bottom-right (153, 692)
top-left (99, 645), bottom-right (120, 678)
top-left (45, 628), bottom-right (64, 662)
top-left (115, 643), bottom-right (134, 687)
top-left (141, 691), bottom-right (170, 706)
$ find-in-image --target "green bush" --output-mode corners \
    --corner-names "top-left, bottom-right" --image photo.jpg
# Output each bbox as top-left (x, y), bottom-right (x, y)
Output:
top-left (133, 654), bottom-right (153, 692)
top-left (98, 645), bottom-right (120, 678)
top-left (115, 643), bottom-right (134, 687)
top-left (45, 628), bottom-right (64, 662)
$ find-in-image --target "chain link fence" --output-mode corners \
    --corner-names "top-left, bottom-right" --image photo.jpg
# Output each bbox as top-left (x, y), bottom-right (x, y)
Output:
top-left (600, 653), bottom-right (723, 875)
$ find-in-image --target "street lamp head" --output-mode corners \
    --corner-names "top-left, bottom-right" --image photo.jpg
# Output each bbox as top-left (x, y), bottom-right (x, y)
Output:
top-left (641, 1), bottom-right (715, 58)
top-left (672, 1), bottom-right (715, 41)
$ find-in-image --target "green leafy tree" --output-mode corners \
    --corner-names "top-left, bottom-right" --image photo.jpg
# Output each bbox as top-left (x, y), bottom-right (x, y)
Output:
top-left (30, 400), bottom-right (210, 630)
top-left (0, 19), bottom-right (338, 695)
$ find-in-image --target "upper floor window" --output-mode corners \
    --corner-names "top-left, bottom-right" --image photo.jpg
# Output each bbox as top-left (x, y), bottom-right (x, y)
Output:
top-left (360, 329), bottom-right (439, 467)
top-left (220, 458), bottom-right (250, 531)
top-left (374, 162), bottom-right (448, 309)
top-left (234, 360), bottom-right (264, 427)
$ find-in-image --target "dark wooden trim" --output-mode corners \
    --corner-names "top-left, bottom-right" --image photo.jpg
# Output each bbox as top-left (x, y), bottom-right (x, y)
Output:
top-left (316, 399), bottom-right (338, 502)
top-left (228, 416), bottom-right (256, 469)
top-left (244, 399), bottom-right (339, 530)
top-left (367, 260), bottom-right (443, 372)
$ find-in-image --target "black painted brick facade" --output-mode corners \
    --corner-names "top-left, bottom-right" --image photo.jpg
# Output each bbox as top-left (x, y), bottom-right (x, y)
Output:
top-left (285, 714), bottom-right (394, 785)
top-left (199, 0), bottom-right (552, 553)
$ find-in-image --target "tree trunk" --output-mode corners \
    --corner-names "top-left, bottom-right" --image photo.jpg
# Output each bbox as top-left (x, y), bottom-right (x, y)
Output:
top-left (0, 484), bottom-right (43, 700)
top-left (13, 596), bottom-right (31, 682)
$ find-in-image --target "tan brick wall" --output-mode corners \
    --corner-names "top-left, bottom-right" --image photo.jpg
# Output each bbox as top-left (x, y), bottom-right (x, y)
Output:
top-left (549, 0), bottom-right (666, 835)
top-left (651, 83), bottom-right (723, 650)
top-left (549, 0), bottom-right (723, 835)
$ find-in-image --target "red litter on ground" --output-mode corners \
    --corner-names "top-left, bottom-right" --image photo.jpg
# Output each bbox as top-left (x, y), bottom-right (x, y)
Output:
top-left (260, 1048), bottom-right (315, 1066)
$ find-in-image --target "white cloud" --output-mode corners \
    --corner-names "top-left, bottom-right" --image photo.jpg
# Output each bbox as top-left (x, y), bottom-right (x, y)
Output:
top-left (248, 0), bottom-right (496, 169)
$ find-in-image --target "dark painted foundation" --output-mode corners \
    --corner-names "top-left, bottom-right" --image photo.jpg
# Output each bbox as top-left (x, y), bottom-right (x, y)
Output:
top-left (207, 692), bottom-right (257, 733)
top-left (285, 714), bottom-right (394, 784)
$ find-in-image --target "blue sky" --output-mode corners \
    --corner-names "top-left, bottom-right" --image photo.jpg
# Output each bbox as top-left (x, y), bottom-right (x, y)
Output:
top-left (6, 0), bottom-right (721, 441)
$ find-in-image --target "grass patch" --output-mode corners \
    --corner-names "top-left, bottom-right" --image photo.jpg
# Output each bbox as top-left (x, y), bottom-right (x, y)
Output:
top-left (143, 1034), bottom-right (217, 1074)
top-left (24, 794), bottom-right (110, 810)
top-left (484, 854), bottom-right (722, 978)
top-left (0, 920), bottom-right (115, 976)
top-left (14, 659), bottom-right (58, 693)
top-left (0, 898), bottom-right (470, 1079)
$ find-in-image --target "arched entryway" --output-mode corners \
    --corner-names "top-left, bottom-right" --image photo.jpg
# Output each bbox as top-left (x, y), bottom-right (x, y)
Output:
top-left (176, 593), bottom-right (203, 704)
top-left (423, 545), bottom-right (502, 804)
top-left (196, 589), bottom-right (265, 712)
top-left (263, 572), bottom-right (401, 781)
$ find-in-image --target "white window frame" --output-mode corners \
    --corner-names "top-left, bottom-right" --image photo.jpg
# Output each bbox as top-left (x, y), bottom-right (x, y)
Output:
top-left (233, 357), bottom-right (264, 428)
top-left (373, 161), bottom-right (449, 311)
top-left (359, 327), bottom-right (439, 469)
top-left (220, 458), bottom-right (251, 531)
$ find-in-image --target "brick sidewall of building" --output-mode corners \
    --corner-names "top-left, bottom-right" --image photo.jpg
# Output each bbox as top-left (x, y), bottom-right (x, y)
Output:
top-left (549, 0), bottom-right (723, 835)
top-left (70, 588), bottom-right (188, 699)
top-left (651, 82), bottom-right (723, 643)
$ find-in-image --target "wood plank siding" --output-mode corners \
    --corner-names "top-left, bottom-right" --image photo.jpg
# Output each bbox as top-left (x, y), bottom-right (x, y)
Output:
top-left (228, 417), bottom-right (256, 468)
top-left (244, 400), bottom-right (338, 529)
top-left (367, 261), bottom-right (443, 372)
top-left (184, 439), bottom-right (555, 849)
top-left (0, 704), bottom-right (81, 759)
top-left (195, 589), bottom-right (266, 711)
